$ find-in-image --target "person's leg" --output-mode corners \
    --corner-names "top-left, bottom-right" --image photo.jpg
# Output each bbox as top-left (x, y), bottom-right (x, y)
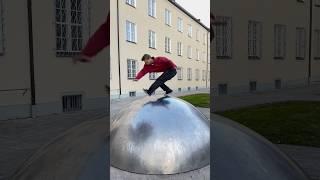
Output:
top-left (159, 83), bottom-right (171, 92)
top-left (159, 69), bottom-right (177, 92)
top-left (147, 69), bottom-right (177, 94)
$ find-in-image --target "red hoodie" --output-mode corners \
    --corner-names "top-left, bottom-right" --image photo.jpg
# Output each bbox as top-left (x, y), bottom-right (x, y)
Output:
top-left (81, 13), bottom-right (110, 58)
top-left (135, 57), bottom-right (177, 80)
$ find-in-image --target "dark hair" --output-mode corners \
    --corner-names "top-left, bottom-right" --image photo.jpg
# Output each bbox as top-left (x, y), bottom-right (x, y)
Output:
top-left (141, 54), bottom-right (154, 61)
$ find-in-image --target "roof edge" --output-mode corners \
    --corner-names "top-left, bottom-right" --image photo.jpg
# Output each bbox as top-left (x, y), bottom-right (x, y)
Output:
top-left (168, 0), bottom-right (210, 31)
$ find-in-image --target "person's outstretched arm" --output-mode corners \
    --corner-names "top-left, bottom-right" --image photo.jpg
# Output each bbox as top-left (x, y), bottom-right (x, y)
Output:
top-left (134, 66), bottom-right (148, 80)
top-left (74, 14), bottom-right (110, 63)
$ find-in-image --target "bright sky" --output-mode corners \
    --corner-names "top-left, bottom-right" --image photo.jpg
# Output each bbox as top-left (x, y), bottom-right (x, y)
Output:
top-left (175, 0), bottom-right (210, 28)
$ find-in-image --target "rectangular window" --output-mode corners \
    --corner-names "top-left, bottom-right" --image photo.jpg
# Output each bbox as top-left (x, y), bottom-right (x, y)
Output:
top-left (202, 52), bottom-right (207, 63)
top-left (203, 33), bottom-right (206, 45)
top-left (195, 69), bottom-right (200, 81)
top-left (126, 0), bottom-right (136, 7)
top-left (149, 72), bottom-right (157, 80)
top-left (165, 9), bottom-right (172, 26)
top-left (196, 30), bottom-right (200, 41)
top-left (178, 17), bottom-right (183, 32)
top-left (314, 29), bottom-right (320, 59)
top-left (127, 59), bottom-right (137, 79)
top-left (187, 46), bottom-right (192, 59)
top-left (202, 70), bottom-right (206, 81)
top-left (196, 49), bottom-right (200, 60)
top-left (187, 68), bottom-right (192, 80)
top-left (165, 37), bottom-right (171, 53)
top-left (275, 79), bottom-right (282, 89)
top-left (55, 0), bottom-right (87, 56)
top-left (215, 16), bottom-right (232, 59)
top-left (218, 84), bottom-right (228, 95)
top-left (249, 81), bottom-right (257, 92)
top-left (177, 67), bottom-right (183, 80)
top-left (149, 30), bottom-right (156, 49)
top-left (148, 0), bottom-right (156, 17)
top-left (126, 21), bottom-right (137, 43)
top-left (248, 20), bottom-right (262, 59)
top-left (177, 42), bottom-right (183, 56)
top-left (129, 91), bottom-right (136, 97)
top-left (188, 24), bottom-right (192, 37)
top-left (296, 27), bottom-right (306, 60)
top-left (62, 94), bottom-right (82, 112)
top-left (274, 24), bottom-right (286, 59)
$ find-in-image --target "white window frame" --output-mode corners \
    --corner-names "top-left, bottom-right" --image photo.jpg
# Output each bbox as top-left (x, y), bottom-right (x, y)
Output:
top-left (196, 30), bottom-right (200, 41)
top-left (274, 24), bottom-right (286, 59)
top-left (215, 16), bottom-right (233, 59)
top-left (55, 0), bottom-right (90, 57)
top-left (165, 37), bottom-right (171, 53)
top-left (202, 51), bottom-right (206, 63)
top-left (248, 20), bottom-right (262, 59)
top-left (178, 17), bottom-right (183, 32)
top-left (149, 30), bottom-right (156, 49)
top-left (177, 42), bottom-right (183, 56)
top-left (196, 49), bottom-right (200, 60)
top-left (127, 59), bottom-right (137, 79)
top-left (314, 29), bottom-right (320, 59)
top-left (202, 70), bottom-right (206, 81)
top-left (149, 72), bottom-right (157, 80)
top-left (126, 0), bottom-right (136, 7)
top-left (126, 20), bottom-right (137, 43)
top-left (148, 0), bottom-right (156, 17)
top-left (296, 27), bottom-right (306, 60)
top-left (203, 33), bottom-right (206, 45)
top-left (165, 9), bottom-right (172, 26)
top-left (187, 46), bottom-right (192, 59)
top-left (195, 69), bottom-right (200, 81)
top-left (177, 67), bottom-right (183, 80)
top-left (188, 24), bottom-right (192, 37)
top-left (187, 68), bottom-right (192, 80)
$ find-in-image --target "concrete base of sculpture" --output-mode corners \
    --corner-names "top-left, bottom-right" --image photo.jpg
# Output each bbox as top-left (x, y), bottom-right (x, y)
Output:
top-left (211, 113), bottom-right (309, 180)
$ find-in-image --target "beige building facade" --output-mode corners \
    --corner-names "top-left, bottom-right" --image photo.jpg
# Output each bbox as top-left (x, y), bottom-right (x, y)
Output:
top-left (110, 0), bottom-right (210, 98)
top-left (0, 0), bottom-right (108, 120)
top-left (211, 0), bottom-right (320, 95)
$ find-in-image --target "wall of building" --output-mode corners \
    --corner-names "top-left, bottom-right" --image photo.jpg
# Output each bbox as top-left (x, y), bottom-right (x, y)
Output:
top-left (31, 0), bottom-right (108, 115)
top-left (211, 0), bottom-right (319, 96)
top-left (311, 0), bottom-right (320, 82)
top-left (110, 0), bottom-right (210, 98)
top-left (0, 0), bottom-right (32, 119)
top-left (0, 0), bottom-right (108, 120)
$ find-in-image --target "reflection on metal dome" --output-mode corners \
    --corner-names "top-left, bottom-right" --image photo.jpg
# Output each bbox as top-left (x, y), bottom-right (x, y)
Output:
top-left (110, 95), bottom-right (210, 174)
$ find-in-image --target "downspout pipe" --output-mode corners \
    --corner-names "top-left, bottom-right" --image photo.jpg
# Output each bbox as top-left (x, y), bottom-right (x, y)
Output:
top-left (27, 0), bottom-right (36, 109)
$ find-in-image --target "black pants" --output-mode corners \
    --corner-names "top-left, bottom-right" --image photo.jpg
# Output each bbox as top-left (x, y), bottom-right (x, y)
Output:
top-left (147, 68), bottom-right (177, 94)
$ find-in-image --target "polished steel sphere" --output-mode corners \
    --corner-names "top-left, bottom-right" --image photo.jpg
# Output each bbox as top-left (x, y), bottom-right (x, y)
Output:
top-left (110, 95), bottom-right (210, 174)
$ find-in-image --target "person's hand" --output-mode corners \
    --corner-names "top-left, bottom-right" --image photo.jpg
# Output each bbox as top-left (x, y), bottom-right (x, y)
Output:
top-left (73, 54), bottom-right (91, 64)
